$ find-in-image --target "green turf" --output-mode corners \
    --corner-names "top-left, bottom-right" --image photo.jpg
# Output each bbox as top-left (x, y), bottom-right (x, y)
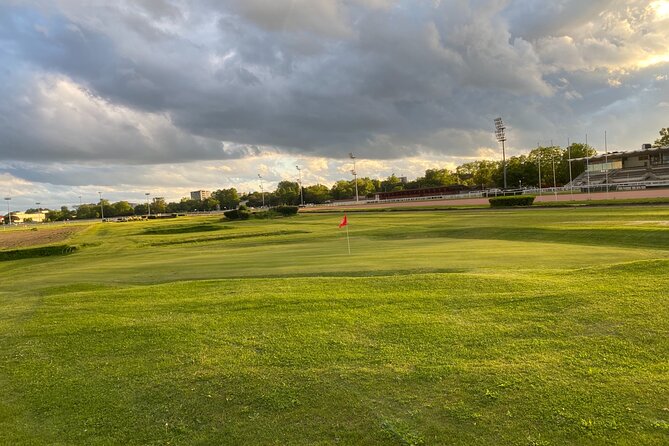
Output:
top-left (1, 207), bottom-right (668, 445)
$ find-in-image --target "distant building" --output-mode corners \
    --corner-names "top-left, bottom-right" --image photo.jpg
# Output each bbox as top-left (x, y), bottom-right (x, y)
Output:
top-left (5, 211), bottom-right (49, 223)
top-left (190, 190), bottom-right (211, 201)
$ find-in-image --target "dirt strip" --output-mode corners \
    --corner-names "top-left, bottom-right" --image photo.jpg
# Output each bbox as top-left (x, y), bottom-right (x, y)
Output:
top-left (0, 226), bottom-right (83, 249)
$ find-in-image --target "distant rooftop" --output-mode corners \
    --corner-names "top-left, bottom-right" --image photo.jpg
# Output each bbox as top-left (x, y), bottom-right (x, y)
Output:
top-left (570, 144), bottom-right (669, 162)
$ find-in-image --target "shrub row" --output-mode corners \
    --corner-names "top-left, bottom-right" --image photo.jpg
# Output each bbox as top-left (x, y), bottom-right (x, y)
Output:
top-left (223, 209), bottom-right (251, 220)
top-left (274, 206), bottom-right (299, 216)
top-left (223, 205), bottom-right (299, 220)
top-left (489, 195), bottom-right (536, 207)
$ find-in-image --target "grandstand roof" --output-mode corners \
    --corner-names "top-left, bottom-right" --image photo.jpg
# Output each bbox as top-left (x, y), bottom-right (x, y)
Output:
top-left (569, 145), bottom-right (669, 162)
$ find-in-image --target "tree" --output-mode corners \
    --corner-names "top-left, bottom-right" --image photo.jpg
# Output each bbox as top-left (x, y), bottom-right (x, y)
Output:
top-left (275, 181), bottom-right (300, 205)
top-left (46, 206), bottom-right (75, 222)
top-left (564, 143), bottom-right (596, 180)
top-left (152, 197), bottom-right (167, 214)
top-left (303, 184), bottom-right (331, 204)
top-left (212, 188), bottom-right (240, 210)
top-left (76, 204), bottom-right (99, 219)
top-left (201, 197), bottom-right (220, 211)
top-left (381, 174), bottom-right (405, 192)
top-left (653, 127), bottom-right (669, 147)
top-left (456, 161), bottom-right (500, 188)
top-left (527, 146), bottom-right (565, 187)
top-left (409, 168), bottom-right (457, 189)
top-left (355, 177), bottom-right (379, 197)
top-left (241, 192), bottom-right (265, 208)
top-left (330, 180), bottom-right (354, 200)
top-left (113, 201), bottom-right (134, 216)
top-left (504, 155), bottom-right (534, 188)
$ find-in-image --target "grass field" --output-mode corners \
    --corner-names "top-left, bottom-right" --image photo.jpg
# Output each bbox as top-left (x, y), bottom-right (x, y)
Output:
top-left (1, 207), bottom-right (668, 445)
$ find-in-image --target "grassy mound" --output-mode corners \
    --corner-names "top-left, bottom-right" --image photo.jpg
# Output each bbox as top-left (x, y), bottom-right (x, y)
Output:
top-left (0, 244), bottom-right (78, 261)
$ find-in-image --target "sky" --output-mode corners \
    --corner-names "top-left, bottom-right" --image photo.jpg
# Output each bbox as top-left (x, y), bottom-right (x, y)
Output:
top-left (1, 0), bottom-right (669, 210)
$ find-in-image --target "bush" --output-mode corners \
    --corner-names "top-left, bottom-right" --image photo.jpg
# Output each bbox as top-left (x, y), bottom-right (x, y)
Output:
top-left (489, 195), bottom-right (535, 207)
top-left (274, 205), bottom-right (299, 216)
top-left (223, 209), bottom-right (250, 220)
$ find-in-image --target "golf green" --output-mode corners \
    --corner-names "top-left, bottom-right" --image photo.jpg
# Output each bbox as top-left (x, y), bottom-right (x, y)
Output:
top-left (1, 207), bottom-right (668, 444)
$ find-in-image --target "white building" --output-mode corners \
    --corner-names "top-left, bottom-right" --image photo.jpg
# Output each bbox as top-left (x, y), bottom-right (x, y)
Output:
top-left (190, 190), bottom-right (211, 201)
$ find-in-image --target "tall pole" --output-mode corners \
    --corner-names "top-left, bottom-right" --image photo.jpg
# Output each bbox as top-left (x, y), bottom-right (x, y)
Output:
top-left (258, 174), bottom-right (265, 207)
top-left (568, 138), bottom-right (573, 200)
top-left (145, 192), bottom-right (151, 216)
top-left (98, 192), bottom-right (104, 221)
top-left (296, 165), bottom-right (304, 206)
top-left (586, 156), bottom-right (591, 198)
top-left (605, 131), bottom-right (610, 197)
top-left (4, 197), bottom-right (10, 226)
top-left (350, 153), bottom-right (359, 203)
top-left (552, 150), bottom-right (558, 201)
top-left (586, 134), bottom-right (591, 198)
top-left (494, 118), bottom-right (507, 190)
top-left (537, 143), bottom-right (542, 195)
top-left (502, 139), bottom-right (507, 189)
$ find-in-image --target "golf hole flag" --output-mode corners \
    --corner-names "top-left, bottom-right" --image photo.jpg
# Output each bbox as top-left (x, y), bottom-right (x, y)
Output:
top-left (339, 214), bottom-right (348, 228)
top-left (339, 214), bottom-right (351, 254)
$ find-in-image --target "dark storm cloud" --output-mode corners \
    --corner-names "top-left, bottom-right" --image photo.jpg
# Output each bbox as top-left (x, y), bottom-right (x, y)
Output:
top-left (0, 0), bottom-right (668, 170)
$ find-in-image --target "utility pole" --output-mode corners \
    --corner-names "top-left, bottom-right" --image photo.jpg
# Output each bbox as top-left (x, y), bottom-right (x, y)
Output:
top-left (552, 150), bottom-right (558, 201)
top-left (98, 192), bottom-right (104, 221)
top-left (296, 165), bottom-right (304, 206)
top-left (349, 153), bottom-right (359, 202)
top-left (258, 174), bottom-right (265, 207)
top-left (605, 130), bottom-right (610, 197)
top-left (145, 192), bottom-right (151, 216)
top-left (567, 137), bottom-right (573, 200)
top-left (537, 143), bottom-right (542, 195)
top-left (586, 134), bottom-right (591, 198)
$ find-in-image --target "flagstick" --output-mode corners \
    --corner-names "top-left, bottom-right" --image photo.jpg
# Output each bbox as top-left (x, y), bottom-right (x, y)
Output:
top-left (345, 224), bottom-right (351, 255)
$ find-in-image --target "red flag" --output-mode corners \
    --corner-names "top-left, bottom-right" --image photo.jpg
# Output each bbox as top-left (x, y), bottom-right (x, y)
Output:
top-left (338, 214), bottom-right (348, 228)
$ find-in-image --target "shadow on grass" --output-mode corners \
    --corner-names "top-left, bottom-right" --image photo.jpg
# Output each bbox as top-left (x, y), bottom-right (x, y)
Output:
top-left (370, 226), bottom-right (669, 250)
top-left (149, 230), bottom-right (312, 246)
top-left (142, 223), bottom-right (232, 235)
top-left (0, 244), bottom-right (78, 261)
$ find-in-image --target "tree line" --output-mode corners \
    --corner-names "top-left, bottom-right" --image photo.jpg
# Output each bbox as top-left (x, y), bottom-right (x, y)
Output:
top-left (34, 143), bottom-right (596, 221)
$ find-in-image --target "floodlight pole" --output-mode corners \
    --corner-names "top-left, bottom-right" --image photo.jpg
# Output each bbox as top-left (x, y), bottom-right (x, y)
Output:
top-left (145, 192), bottom-right (151, 216)
top-left (4, 197), bottom-right (10, 226)
top-left (98, 191), bottom-right (104, 221)
top-left (350, 152), bottom-right (359, 202)
top-left (605, 130), bottom-right (610, 198)
top-left (568, 138), bottom-right (574, 200)
top-left (296, 165), bottom-right (304, 206)
top-left (258, 174), bottom-right (265, 207)
top-left (551, 149), bottom-right (558, 201)
top-left (537, 143), bottom-right (542, 195)
top-left (494, 118), bottom-right (508, 190)
top-left (585, 134), bottom-right (591, 198)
